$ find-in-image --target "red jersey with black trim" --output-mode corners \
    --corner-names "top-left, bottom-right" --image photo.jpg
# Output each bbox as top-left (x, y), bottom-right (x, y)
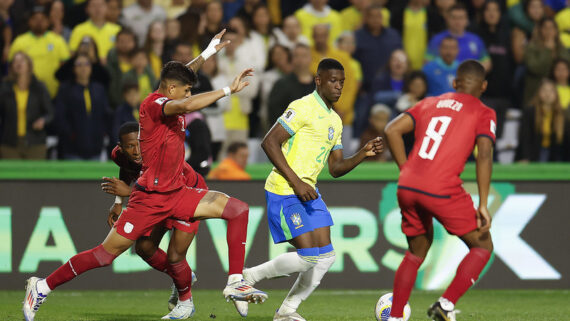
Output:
top-left (399, 92), bottom-right (497, 195)
top-left (136, 92), bottom-right (188, 192)
top-left (111, 145), bottom-right (200, 188)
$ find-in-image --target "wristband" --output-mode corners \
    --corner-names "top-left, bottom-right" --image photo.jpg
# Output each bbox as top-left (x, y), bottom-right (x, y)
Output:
top-left (115, 196), bottom-right (123, 204)
top-left (200, 38), bottom-right (220, 60)
top-left (223, 86), bottom-right (231, 97)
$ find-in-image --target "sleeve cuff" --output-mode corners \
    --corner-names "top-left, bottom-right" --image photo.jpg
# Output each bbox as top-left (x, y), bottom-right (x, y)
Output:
top-left (476, 134), bottom-right (496, 143)
top-left (404, 111), bottom-right (416, 130)
top-left (161, 99), bottom-right (172, 117)
top-left (278, 118), bottom-right (296, 136)
top-left (332, 144), bottom-right (343, 151)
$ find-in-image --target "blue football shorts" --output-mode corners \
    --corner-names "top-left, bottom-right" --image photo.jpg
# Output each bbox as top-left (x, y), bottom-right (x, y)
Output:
top-left (265, 189), bottom-right (334, 244)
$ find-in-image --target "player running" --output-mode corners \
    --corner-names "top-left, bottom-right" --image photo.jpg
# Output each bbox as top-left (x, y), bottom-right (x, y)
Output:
top-left (101, 121), bottom-right (203, 313)
top-left (238, 58), bottom-right (383, 320)
top-left (384, 60), bottom-right (496, 321)
top-left (23, 31), bottom-right (267, 321)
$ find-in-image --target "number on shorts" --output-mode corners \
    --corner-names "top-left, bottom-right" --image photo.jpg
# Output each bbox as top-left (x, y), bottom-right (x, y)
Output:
top-left (418, 116), bottom-right (452, 160)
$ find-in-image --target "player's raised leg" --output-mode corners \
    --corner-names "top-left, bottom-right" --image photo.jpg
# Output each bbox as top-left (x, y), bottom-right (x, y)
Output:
top-left (190, 190), bottom-right (268, 303)
top-left (23, 228), bottom-right (133, 321)
top-left (275, 226), bottom-right (336, 320)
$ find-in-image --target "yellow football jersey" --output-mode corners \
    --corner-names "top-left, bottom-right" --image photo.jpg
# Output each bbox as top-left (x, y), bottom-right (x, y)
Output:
top-left (265, 91), bottom-right (343, 195)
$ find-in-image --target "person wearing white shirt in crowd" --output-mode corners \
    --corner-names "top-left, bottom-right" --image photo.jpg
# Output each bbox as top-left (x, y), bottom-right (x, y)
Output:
top-left (217, 27), bottom-right (261, 156)
top-left (121, 0), bottom-right (166, 47)
top-left (273, 15), bottom-right (310, 51)
top-left (227, 15), bottom-right (267, 71)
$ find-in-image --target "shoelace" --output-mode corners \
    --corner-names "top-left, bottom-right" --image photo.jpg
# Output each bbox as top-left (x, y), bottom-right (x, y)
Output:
top-left (32, 294), bottom-right (47, 312)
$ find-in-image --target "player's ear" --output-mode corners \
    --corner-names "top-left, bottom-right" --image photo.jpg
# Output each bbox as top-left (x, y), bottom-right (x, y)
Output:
top-left (452, 78), bottom-right (458, 91)
top-left (315, 75), bottom-right (321, 86)
top-left (480, 80), bottom-right (488, 93)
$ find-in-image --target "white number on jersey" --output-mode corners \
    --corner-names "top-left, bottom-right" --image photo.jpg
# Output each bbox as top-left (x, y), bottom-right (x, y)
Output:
top-left (418, 116), bottom-right (452, 160)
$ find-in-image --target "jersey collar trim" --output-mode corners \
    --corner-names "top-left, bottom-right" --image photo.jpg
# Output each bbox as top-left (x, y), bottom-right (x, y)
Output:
top-left (312, 91), bottom-right (331, 114)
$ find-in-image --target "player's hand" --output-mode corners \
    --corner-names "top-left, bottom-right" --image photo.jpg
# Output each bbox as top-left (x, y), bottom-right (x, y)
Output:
top-left (230, 68), bottom-right (254, 94)
top-left (212, 28), bottom-right (231, 52)
top-left (477, 206), bottom-right (492, 233)
top-left (362, 137), bottom-right (383, 157)
top-left (108, 203), bottom-right (122, 228)
top-left (292, 180), bottom-right (318, 202)
top-left (32, 117), bottom-right (45, 131)
top-left (101, 177), bottom-right (131, 197)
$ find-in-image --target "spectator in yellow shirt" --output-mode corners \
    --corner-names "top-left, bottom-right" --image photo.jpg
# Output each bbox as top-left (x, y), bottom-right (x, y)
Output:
top-left (555, 3), bottom-right (570, 48)
top-left (310, 24), bottom-right (358, 153)
top-left (208, 142), bottom-right (251, 181)
top-left (340, 0), bottom-right (390, 31)
top-left (294, 0), bottom-right (343, 46)
top-left (9, 6), bottom-right (70, 98)
top-left (69, 0), bottom-right (121, 64)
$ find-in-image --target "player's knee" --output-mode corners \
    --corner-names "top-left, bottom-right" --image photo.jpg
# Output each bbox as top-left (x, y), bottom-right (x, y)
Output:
top-left (134, 240), bottom-right (156, 260)
top-left (93, 244), bottom-right (117, 267)
top-left (166, 248), bottom-right (187, 264)
top-left (296, 247), bottom-right (319, 272)
top-left (221, 197), bottom-right (249, 220)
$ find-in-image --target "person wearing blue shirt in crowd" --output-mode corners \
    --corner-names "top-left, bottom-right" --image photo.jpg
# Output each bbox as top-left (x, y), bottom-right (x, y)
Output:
top-left (426, 3), bottom-right (491, 71)
top-left (423, 36), bottom-right (459, 96)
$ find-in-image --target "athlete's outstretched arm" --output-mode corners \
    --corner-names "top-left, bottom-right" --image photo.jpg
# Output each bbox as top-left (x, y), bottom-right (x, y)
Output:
top-left (186, 29), bottom-right (230, 73)
top-left (261, 123), bottom-right (318, 202)
top-left (163, 68), bottom-right (253, 116)
top-left (475, 136), bottom-right (493, 232)
top-left (327, 137), bottom-right (383, 178)
top-left (385, 113), bottom-right (415, 169)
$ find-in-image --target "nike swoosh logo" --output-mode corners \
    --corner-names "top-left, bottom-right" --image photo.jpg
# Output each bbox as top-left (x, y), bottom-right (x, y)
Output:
top-left (318, 116), bottom-right (325, 119)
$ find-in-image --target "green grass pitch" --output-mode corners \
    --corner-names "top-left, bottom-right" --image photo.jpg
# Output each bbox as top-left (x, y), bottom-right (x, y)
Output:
top-left (2, 289), bottom-right (568, 320)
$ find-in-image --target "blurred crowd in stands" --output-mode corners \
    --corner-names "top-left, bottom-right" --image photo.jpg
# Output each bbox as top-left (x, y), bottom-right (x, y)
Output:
top-left (0, 0), bottom-right (570, 178)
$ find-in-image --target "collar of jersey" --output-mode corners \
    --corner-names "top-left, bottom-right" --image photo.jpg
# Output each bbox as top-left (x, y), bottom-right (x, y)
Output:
top-left (312, 91), bottom-right (331, 114)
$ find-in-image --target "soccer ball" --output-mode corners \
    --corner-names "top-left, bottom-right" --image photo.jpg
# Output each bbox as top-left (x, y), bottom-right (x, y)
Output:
top-left (375, 293), bottom-right (411, 321)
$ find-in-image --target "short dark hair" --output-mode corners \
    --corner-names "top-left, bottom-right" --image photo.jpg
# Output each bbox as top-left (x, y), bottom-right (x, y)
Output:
top-left (160, 61), bottom-right (197, 86)
top-left (122, 82), bottom-right (139, 95)
top-left (118, 121), bottom-right (139, 143)
top-left (448, 3), bottom-right (468, 14)
top-left (456, 60), bottom-right (485, 80)
top-left (117, 27), bottom-right (137, 42)
top-left (440, 35), bottom-right (458, 45)
top-left (403, 71), bottom-right (428, 96)
top-left (317, 58), bottom-right (344, 74)
top-left (227, 142), bottom-right (248, 154)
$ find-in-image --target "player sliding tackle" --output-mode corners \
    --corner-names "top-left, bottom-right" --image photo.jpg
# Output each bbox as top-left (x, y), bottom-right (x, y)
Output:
top-left (384, 60), bottom-right (496, 321)
top-left (23, 30), bottom-right (267, 321)
top-left (235, 58), bottom-right (383, 320)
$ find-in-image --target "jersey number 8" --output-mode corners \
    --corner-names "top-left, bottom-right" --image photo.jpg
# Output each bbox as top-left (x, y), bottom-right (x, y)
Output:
top-left (418, 116), bottom-right (452, 160)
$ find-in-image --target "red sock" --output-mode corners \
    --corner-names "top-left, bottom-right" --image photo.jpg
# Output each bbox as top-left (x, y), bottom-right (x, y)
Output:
top-left (221, 198), bottom-right (249, 275)
top-left (442, 248), bottom-right (491, 304)
top-left (167, 260), bottom-right (193, 301)
top-left (390, 251), bottom-right (424, 317)
top-left (143, 249), bottom-right (171, 276)
top-left (46, 244), bottom-right (116, 289)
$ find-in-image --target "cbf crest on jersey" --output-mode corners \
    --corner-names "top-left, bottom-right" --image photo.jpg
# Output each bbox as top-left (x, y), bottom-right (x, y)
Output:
top-left (291, 213), bottom-right (302, 226)
top-left (328, 127), bottom-right (334, 140)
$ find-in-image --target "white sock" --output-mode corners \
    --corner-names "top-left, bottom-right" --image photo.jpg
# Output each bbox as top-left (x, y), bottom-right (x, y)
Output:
top-left (36, 279), bottom-right (51, 295)
top-left (228, 273), bottom-right (243, 284)
top-left (245, 252), bottom-right (316, 284)
top-left (439, 297), bottom-right (455, 311)
top-left (278, 252), bottom-right (336, 315)
top-left (178, 298), bottom-right (192, 305)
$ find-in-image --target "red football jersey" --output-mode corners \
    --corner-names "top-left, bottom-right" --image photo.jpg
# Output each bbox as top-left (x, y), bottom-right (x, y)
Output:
top-left (136, 92), bottom-right (187, 192)
top-left (399, 92), bottom-right (497, 195)
top-left (111, 145), bottom-right (141, 185)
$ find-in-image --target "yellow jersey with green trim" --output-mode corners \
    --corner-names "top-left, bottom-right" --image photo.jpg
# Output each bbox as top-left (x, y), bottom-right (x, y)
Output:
top-left (265, 91), bottom-right (343, 195)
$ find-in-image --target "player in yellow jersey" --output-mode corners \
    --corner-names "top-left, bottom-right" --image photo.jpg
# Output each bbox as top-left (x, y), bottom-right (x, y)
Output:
top-left (239, 59), bottom-right (383, 321)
